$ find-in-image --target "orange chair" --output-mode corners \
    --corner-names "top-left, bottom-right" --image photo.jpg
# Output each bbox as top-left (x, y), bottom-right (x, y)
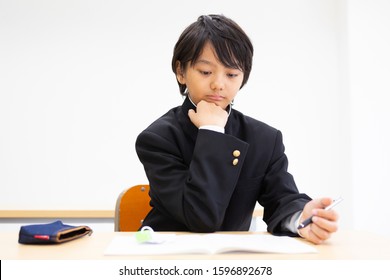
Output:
top-left (114, 184), bottom-right (152, 231)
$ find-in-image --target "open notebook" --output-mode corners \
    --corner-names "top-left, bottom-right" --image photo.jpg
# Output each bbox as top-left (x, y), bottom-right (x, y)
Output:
top-left (104, 233), bottom-right (317, 255)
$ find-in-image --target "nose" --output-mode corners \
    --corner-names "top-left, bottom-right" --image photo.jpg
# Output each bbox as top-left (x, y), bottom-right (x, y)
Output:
top-left (210, 75), bottom-right (225, 91)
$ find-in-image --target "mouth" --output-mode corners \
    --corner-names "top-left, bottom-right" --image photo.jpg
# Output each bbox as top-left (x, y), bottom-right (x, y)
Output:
top-left (206, 95), bottom-right (225, 102)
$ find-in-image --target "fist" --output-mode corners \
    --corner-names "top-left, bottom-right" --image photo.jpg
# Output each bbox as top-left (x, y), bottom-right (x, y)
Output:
top-left (188, 100), bottom-right (228, 128)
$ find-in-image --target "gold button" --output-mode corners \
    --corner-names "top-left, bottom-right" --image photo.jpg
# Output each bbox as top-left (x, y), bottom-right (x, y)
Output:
top-left (233, 150), bottom-right (240, 157)
top-left (232, 158), bottom-right (239, 165)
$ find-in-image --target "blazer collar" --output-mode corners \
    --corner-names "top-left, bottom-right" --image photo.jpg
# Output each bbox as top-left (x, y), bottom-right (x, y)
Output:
top-left (179, 97), bottom-right (198, 138)
top-left (181, 95), bottom-right (196, 118)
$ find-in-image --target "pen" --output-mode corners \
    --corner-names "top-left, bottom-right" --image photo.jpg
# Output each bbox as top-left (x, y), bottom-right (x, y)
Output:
top-left (297, 197), bottom-right (343, 229)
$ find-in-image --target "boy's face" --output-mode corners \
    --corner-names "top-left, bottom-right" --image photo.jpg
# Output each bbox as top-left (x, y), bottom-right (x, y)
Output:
top-left (176, 42), bottom-right (244, 110)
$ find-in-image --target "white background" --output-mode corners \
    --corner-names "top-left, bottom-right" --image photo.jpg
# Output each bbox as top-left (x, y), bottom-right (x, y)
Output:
top-left (1, 0), bottom-right (389, 235)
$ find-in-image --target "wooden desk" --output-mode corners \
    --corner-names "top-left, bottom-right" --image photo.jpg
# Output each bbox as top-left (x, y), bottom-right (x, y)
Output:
top-left (1, 230), bottom-right (390, 260)
top-left (0, 210), bottom-right (114, 218)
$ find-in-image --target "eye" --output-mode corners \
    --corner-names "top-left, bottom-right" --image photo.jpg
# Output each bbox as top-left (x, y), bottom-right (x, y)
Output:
top-left (227, 73), bottom-right (239, 78)
top-left (199, 70), bottom-right (212, 76)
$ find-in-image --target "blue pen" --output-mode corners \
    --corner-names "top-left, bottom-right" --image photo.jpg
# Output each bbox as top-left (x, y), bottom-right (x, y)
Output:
top-left (297, 197), bottom-right (343, 229)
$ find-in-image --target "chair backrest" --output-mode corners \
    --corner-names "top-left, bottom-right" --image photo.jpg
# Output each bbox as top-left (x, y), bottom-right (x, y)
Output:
top-left (114, 184), bottom-right (152, 231)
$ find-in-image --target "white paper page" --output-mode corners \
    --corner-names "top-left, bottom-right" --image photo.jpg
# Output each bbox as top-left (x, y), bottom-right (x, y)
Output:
top-left (104, 233), bottom-right (317, 256)
top-left (202, 234), bottom-right (317, 254)
top-left (105, 234), bottom-right (209, 255)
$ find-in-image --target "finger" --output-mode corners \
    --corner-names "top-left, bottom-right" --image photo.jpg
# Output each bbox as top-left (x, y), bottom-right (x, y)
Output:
top-left (314, 208), bottom-right (339, 222)
top-left (187, 109), bottom-right (195, 122)
top-left (310, 223), bottom-right (333, 242)
top-left (188, 109), bottom-right (199, 128)
top-left (309, 219), bottom-right (337, 243)
top-left (304, 225), bottom-right (325, 245)
top-left (188, 109), bottom-right (195, 117)
top-left (320, 197), bottom-right (334, 208)
top-left (312, 215), bottom-right (338, 233)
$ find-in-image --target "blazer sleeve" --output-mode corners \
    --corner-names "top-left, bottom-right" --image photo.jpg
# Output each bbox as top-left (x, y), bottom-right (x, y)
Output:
top-left (257, 130), bottom-right (311, 235)
top-left (136, 128), bottom-right (249, 232)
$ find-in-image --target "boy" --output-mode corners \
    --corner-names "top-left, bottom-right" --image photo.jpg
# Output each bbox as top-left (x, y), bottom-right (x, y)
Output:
top-left (136, 14), bottom-right (338, 244)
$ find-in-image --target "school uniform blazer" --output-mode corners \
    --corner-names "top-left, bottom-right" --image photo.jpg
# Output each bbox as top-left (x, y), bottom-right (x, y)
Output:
top-left (135, 97), bottom-right (311, 235)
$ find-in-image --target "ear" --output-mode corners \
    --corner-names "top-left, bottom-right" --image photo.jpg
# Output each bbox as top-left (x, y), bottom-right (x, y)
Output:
top-left (175, 61), bottom-right (186, 84)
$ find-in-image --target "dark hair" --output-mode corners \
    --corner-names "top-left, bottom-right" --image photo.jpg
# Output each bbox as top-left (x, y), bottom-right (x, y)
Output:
top-left (172, 14), bottom-right (254, 95)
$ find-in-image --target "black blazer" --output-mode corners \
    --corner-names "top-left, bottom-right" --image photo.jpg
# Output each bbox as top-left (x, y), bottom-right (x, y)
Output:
top-left (135, 97), bottom-right (310, 235)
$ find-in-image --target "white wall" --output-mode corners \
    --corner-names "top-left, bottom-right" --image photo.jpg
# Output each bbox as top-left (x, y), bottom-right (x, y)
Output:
top-left (347, 0), bottom-right (390, 235)
top-left (1, 0), bottom-right (388, 235)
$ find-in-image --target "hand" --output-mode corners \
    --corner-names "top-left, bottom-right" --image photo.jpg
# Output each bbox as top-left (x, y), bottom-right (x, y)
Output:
top-left (188, 100), bottom-right (228, 128)
top-left (298, 197), bottom-right (339, 244)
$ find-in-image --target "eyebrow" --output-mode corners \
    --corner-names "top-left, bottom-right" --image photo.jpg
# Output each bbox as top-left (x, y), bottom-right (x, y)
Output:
top-left (194, 58), bottom-right (242, 72)
top-left (194, 59), bottom-right (214, 66)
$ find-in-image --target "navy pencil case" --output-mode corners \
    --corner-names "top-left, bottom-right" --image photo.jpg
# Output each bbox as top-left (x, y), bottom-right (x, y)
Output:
top-left (18, 220), bottom-right (93, 244)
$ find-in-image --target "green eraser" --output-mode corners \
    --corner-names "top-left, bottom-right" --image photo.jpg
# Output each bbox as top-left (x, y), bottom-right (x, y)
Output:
top-left (135, 230), bottom-right (153, 243)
